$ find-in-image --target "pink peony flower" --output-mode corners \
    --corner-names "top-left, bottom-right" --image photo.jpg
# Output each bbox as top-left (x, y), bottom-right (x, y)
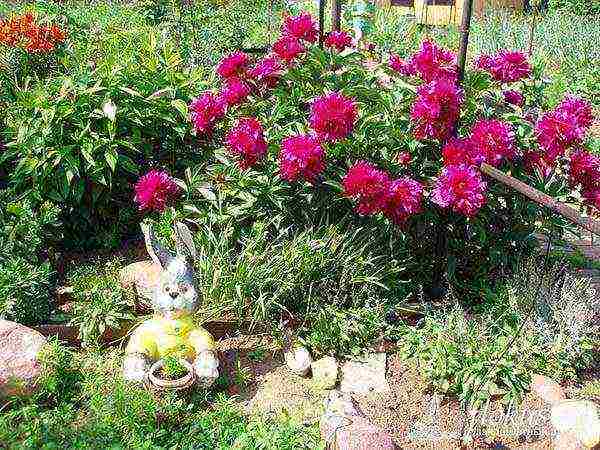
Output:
top-left (569, 149), bottom-right (600, 188)
top-left (279, 134), bottom-right (325, 183)
top-left (382, 177), bottom-right (423, 224)
top-left (409, 40), bottom-right (457, 83)
top-left (309, 92), bottom-right (358, 142)
top-left (389, 53), bottom-right (416, 76)
top-left (217, 51), bottom-right (249, 79)
top-left (431, 164), bottom-right (487, 217)
top-left (225, 117), bottom-right (268, 169)
top-left (343, 161), bottom-right (390, 215)
top-left (273, 35), bottom-right (306, 63)
top-left (134, 170), bottom-right (180, 212)
top-left (503, 90), bottom-right (524, 106)
top-left (476, 51), bottom-right (531, 83)
top-left (190, 92), bottom-right (226, 135)
top-left (411, 78), bottom-right (462, 142)
top-left (442, 138), bottom-right (475, 167)
top-left (524, 151), bottom-right (554, 178)
top-left (469, 119), bottom-right (516, 167)
top-left (582, 187), bottom-right (600, 212)
top-left (536, 96), bottom-right (593, 162)
top-left (325, 31), bottom-right (353, 52)
top-left (220, 77), bottom-right (250, 107)
top-left (248, 56), bottom-right (281, 88)
top-left (282, 12), bottom-right (318, 43)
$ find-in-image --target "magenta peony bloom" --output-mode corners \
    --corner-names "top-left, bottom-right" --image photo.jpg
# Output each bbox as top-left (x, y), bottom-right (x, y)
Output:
top-left (409, 40), bottom-right (457, 83)
top-left (536, 96), bottom-right (593, 162)
top-left (411, 78), bottom-right (462, 142)
top-left (220, 77), bottom-right (250, 107)
top-left (134, 170), bottom-right (180, 212)
top-left (248, 56), bottom-right (281, 88)
top-left (524, 151), bottom-right (554, 178)
top-left (309, 92), bottom-right (358, 142)
top-left (343, 161), bottom-right (390, 215)
top-left (273, 35), bottom-right (306, 63)
top-left (582, 186), bottom-right (600, 212)
top-left (442, 138), bottom-right (475, 167)
top-left (282, 12), bottom-right (318, 43)
top-left (503, 90), bottom-right (524, 106)
top-left (225, 117), bottom-right (268, 169)
top-left (569, 149), bottom-right (600, 188)
top-left (190, 92), bottom-right (226, 135)
top-left (431, 164), bottom-right (487, 217)
top-left (325, 31), bottom-right (353, 51)
top-left (382, 177), bottom-right (423, 224)
top-left (217, 51), bottom-right (249, 79)
top-left (469, 119), bottom-right (516, 167)
top-left (279, 134), bottom-right (325, 183)
top-left (389, 53), bottom-right (416, 76)
top-left (476, 51), bottom-right (531, 83)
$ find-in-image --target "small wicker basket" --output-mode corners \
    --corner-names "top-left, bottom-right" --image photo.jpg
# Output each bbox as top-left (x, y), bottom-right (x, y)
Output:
top-left (147, 358), bottom-right (196, 392)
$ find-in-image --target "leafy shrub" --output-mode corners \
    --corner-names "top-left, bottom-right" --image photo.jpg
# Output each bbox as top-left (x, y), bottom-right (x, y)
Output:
top-left (169, 11), bottom-right (598, 304)
top-left (67, 257), bottom-right (135, 347)
top-left (0, 256), bottom-right (53, 326)
top-left (398, 257), bottom-right (599, 406)
top-left (2, 33), bottom-right (202, 248)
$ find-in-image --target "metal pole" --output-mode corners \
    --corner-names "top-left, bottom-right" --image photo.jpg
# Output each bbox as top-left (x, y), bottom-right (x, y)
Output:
top-left (456, 0), bottom-right (473, 83)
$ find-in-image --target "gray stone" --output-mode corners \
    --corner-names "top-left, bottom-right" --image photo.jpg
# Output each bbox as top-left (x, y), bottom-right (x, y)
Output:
top-left (550, 400), bottom-right (600, 449)
top-left (0, 320), bottom-right (47, 397)
top-left (531, 373), bottom-right (565, 405)
top-left (340, 353), bottom-right (389, 394)
top-left (284, 346), bottom-right (312, 377)
top-left (312, 356), bottom-right (339, 389)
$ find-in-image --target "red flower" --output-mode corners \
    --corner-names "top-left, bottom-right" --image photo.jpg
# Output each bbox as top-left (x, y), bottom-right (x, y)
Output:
top-left (343, 161), bottom-right (390, 215)
top-left (220, 77), bottom-right (250, 107)
top-left (582, 187), bottom-right (600, 213)
top-left (409, 40), bottom-right (457, 83)
top-left (248, 56), bottom-right (281, 88)
top-left (389, 53), bottom-right (416, 76)
top-left (309, 92), bottom-right (358, 142)
top-left (273, 35), bottom-right (306, 63)
top-left (503, 90), bottom-right (524, 106)
top-left (279, 134), bottom-right (325, 183)
top-left (225, 117), bottom-right (268, 169)
top-left (325, 31), bottom-right (353, 52)
top-left (189, 92), bottom-right (226, 135)
top-left (469, 119), bottom-right (515, 167)
top-left (411, 78), bottom-right (462, 142)
top-left (442, 138), bottom-right (475, 167)
top-left (476, 51), bottom-right (531, 83)
top-left (431, 164), bottom-right (487, 217)
top-left (217, 51), bottom-right (249, 79)
top-left (282, 12), bottom-right (318, 43)
top-left (0, 13), bottom-right (66, 54)
top-left (524, 151), bottom-right (554, 178)
top-left (569, 149), bottom-right (600, 188)
top-left (382, 177), bottom-right (423, 224)
top-left (134, 170), bottom-right (180, 212)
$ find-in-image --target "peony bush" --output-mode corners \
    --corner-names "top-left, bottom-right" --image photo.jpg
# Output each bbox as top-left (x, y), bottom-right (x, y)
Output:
top-left (138, 11), bottom-right (599, 301)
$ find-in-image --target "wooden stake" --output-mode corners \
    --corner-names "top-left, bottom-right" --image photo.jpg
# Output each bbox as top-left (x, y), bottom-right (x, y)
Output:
top-left (319, 0), bottom-right (326, 47)
top-left (480, 163), bottom-right (600, 236)
top-left (456, 0), bottom-right (473, 83)
top-left (332, 0), bottom-right (342, 31)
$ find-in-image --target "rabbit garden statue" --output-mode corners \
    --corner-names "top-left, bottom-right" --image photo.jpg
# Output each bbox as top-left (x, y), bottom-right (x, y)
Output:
top-left (123, 222), bottom-right (219, 387)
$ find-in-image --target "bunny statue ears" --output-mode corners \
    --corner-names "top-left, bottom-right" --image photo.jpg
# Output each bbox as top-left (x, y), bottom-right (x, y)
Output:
top-left (140, 222), bottom-right (197, 268)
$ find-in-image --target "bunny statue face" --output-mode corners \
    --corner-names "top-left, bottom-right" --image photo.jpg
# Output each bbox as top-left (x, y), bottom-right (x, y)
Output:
top-left (142, 222), bottom-right (199, 319)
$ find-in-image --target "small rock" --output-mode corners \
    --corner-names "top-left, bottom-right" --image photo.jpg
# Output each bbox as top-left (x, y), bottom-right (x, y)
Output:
top-left (551, 400), bottom-right (600, 449)
top-left (56, 286), bottom-right (74, 305)
top-left (0, 320), bottom-right (47, 397)
top-left (284, 346), bottom-right (312, 377)
top-left (119, 260), bottom-right (161, 309)
top-left (553, 431), bottom-right (586, 450)
top-left (312, 356), bottom-right (339, 389)
top-left (320, 390), bottom-right (396, 450)
top-left (340, 353), bottom-right (389, 394)
top-left (531, 374), bottom-right (565, 405)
